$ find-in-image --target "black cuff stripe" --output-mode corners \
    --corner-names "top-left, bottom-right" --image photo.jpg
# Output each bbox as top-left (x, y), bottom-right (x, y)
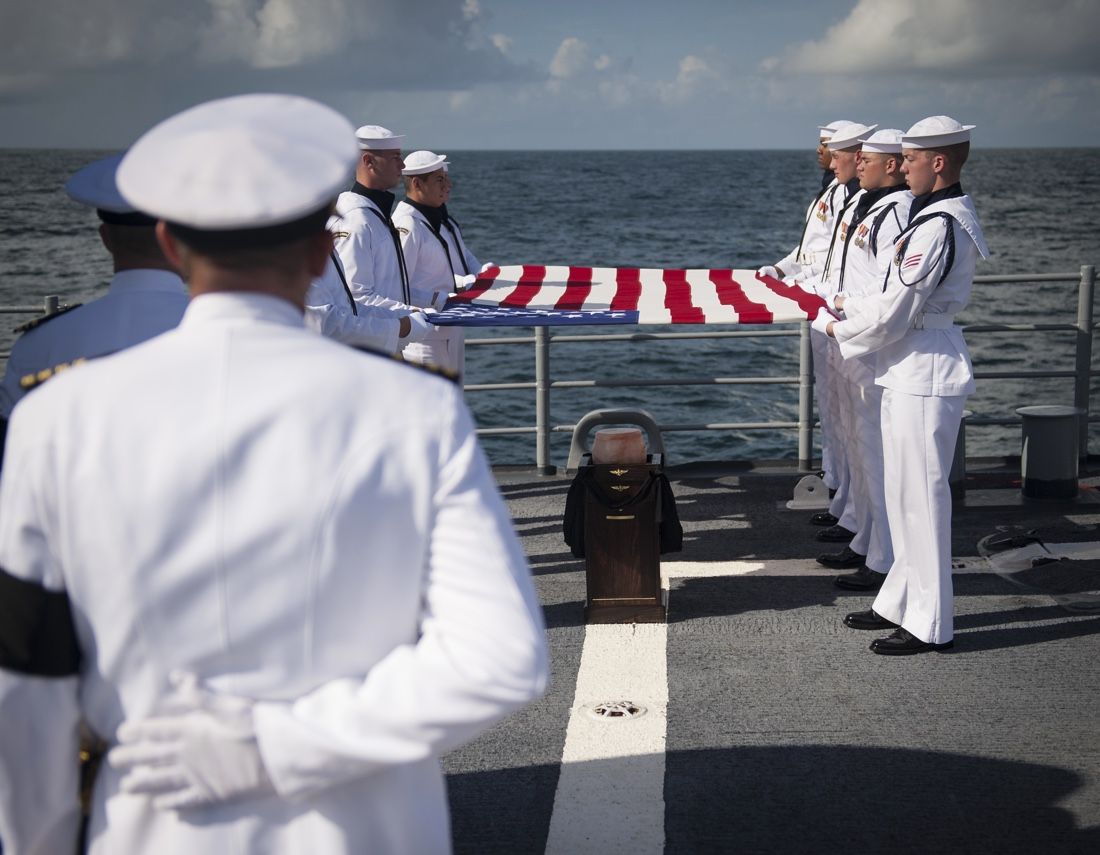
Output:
top-left (0, 567), bottom-right (81, 677)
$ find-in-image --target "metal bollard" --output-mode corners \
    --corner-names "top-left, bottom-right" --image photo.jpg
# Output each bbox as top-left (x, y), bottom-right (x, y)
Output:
top-left (1016, 405), bottom-right (1084, 499)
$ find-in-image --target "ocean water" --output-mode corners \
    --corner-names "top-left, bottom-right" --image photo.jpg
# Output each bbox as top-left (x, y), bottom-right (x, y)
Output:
top-left (1, 148), bottom-right (1098, 465)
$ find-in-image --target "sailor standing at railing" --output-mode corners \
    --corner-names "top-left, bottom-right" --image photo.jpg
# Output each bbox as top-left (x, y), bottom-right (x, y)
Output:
top-left (758, 120), bottom-right (857, 527)
top-left (787, 121), bottom-right (877, 551)
top-left (0, 93), bottom-right (549, 854)
top-left (327, 124), bottom-right (433, 351)
top-left (0, 154), bottom-right (188, 432)
top-left (813, 129), bottom-right (914, 592)
top-left (392, 151), bottom-right (483, 379)
top-left (816, 116), bottom-right (988, 655)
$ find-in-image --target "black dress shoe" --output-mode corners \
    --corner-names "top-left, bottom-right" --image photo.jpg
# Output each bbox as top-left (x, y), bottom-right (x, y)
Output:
top-left (843, 609), bottom-right (897, 630)
top-left (870, 628), bottom-right (953, 655)
top-left (817, 546), bottom-right (866, 569)
top-left (816, 524), bottom-right (856, 543)
top-left (810, 511), bottom-right (838, 527)
top-left (834, 565), bottom-right (887, 590)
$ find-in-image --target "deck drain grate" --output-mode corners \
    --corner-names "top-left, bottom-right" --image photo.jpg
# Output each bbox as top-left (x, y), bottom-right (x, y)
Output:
top-left (584, 700), bottom-right (647, 721)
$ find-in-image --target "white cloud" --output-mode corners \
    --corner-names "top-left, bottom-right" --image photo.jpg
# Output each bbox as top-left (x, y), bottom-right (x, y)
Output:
top-left (658, 55), bottom-right (718, 103)
top-left (550, 37), bottom-right (592, 79)
top-left (462, 0), bottom-right (480, 20)
top-left (491, 33), bottom-right (513, 55)
top-left (764, 0), bottom-right (1100, 77)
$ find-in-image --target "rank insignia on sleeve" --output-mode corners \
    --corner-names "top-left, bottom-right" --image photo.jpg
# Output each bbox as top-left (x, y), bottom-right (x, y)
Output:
top-left (397, 227), bottom-right (409, 235)
top-left (902, 253), bottom-right (923, 270)
top-left (331, 230), bottom-right (350, 240)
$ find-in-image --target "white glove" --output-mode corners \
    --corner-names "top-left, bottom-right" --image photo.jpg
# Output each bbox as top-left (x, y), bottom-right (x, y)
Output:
top-left (757, 265), bottom-right (780, 280)
top-left (453, 273), bottom-right (477, 292)
top-left (811, 306), bottom-right (835, 337)
top-left (402, 310), bottom-right (434, 343)
top-left (108, 674), bottom-right (274, 811)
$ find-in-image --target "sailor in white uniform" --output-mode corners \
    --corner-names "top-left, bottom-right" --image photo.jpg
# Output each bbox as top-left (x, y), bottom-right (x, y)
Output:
top-left (816, 130), bottom-right (914, 591)
top-left (0, 94), bottom-right (548, 854)
top-left (791, 122), bottom-right (877, 548)
top-left (0, 153), bottom-right (188, 421)
top-left (392, 151), bottom-right (482, 378)
top-left (815, 116), bottom-right (988, 654)
top-left (759, 121), bottom-right (860, 522)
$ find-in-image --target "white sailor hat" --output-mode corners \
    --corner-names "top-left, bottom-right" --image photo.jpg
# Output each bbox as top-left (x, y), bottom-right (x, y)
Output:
top-left (117, 94), bottom-right (357, 249)
top-left (859, 128), bottom-right (905, 154)
top-left (818, 120), bottom-right (853, 140)
top-left (355, 124), bottom-right (405, 151)
top-left (65, 153), bottom-right (156, 226)
top-left (828, 122), bottom-right (877, 151)
top-left (402, 150), bottom-right (449, 176)
top-left (902, 115), bottom-right (975, 149)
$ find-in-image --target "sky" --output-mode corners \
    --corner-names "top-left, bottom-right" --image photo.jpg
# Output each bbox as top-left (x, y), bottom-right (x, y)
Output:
top-left (1, 0), bottom-right (1098, 150)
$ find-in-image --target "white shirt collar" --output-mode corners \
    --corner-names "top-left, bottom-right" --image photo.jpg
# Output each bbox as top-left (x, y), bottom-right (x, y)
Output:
top-left (180, 291), bottom-right (306, 329)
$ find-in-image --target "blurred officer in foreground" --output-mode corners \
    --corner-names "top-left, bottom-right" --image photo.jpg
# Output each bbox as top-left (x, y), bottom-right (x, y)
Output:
top-left (0, 93), bottom-right (548, 854)
top-left (0, 153), bottom-right (188, 423)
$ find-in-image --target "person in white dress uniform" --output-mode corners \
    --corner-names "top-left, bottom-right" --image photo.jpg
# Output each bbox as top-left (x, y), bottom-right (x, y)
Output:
top-left (0, 94), bottom-right (548, 855)
top-left (392, 151), bottom-right (484, 378)
top-left (813, 130), bottom-right (913, 591)
top-left (0, 153), bottom-right (188, 422)
top-left (791, 122), bottom-right (876, 549)
top-left (815, 116), bottom-right (988, 655)
top-left (759, 121), bottom-right (860, 521)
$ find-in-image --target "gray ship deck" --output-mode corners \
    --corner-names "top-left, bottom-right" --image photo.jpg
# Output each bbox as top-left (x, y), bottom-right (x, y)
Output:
top-left (444, 458), bottom-right (1100, 854)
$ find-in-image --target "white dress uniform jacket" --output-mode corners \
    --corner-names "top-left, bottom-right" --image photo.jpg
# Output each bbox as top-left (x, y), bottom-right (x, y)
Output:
top-left (0, 269), bottom-right (188, 417)
top-left (330, 191), bottom-right (412, 312)
top-left (776, 179), bottom-right (847, 281)
top-left (833, 192), bottom-right (988, 643)
top-left (0, 292), bottom-right (548, 854)
top-left (392, 200), bottom-right (481, 377)
top-left (304, 252), bottom-right (401, 353)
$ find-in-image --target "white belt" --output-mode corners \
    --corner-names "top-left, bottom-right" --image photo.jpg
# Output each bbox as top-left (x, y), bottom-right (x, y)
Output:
top-left (797, 250), bottom-right (819, 266)
top-left (913, 313), bottom-right (956, 330)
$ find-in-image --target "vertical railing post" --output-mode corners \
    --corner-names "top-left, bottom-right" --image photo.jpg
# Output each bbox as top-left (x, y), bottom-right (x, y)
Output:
top-left (535, 325), bottom-right (555, 475)
top-left (1074, 264), bottom-right (1095, 460)
top-left (798, 320), bottom-right (814, 471)
top-left (44, 295), bottom-right (60, 314)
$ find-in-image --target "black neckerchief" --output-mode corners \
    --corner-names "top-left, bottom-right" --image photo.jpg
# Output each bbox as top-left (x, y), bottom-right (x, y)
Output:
top-left (908, 182), bottom-right (963, 224)
top-left (406, 198), bottom-right (445, 232)
top-left (439, 205), bottom-right (471, 275)
top-left (842, 176), bottom-right (860, 202)
top-left (350, 183), bottom-right (396, 218)
top-left (819, 168), bottom-right (833, 192)
top-left (852, 183), bottom-right (908, 228)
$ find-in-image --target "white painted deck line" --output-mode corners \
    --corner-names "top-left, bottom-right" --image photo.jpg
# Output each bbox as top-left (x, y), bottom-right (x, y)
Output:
top-left (544, 623), bottom-right (668, 854)
top-left (544, 554), bottom-right (991, 852)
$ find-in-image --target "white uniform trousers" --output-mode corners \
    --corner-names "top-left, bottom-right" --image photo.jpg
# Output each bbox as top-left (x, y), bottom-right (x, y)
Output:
top-left (403, 326), bottom-right (465, 378)
top-left (825, 339), bottom-right (856, 533)
top-left (872, 389), bottom-right (966, 644)
top-left (811, 328), bottom-right (838, 490)
top-left (841, 369), bottom-right (892, 572)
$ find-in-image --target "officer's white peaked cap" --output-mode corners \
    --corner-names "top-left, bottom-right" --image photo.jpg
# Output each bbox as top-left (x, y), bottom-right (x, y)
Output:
top-left (828, 122), bottom-right (878, 151)
top-left (117, 94), bottom-right (357, 231)
top-left (65, 153), bottom-right (137, 213)
top-left (356, 124), bottom-right (405, 151)
top-left (818, 120), bottom-right (853, 140)
top-left (903, 116), bottom-right (975, 149)
top-left (403, 151), bottom-right (449, 176)
top-left (860, 128), bottom-right (905, 154)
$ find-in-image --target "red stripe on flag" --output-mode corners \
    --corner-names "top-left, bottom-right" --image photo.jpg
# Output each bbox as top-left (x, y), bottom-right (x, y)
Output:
top-left (711, 269), bottom-right (773, 323)
top-left (450, 266), bottom-right (498, 303)
top-left (555, 266), bottom-right (594, 311)
top-left (500, 265), bottom-right (546, 308)
top-left (663, 269), bottom-right (706, 323)
top-left (611, 268), bottom-right (642, 311)
top-left (756, 272), bottom-right (828, 318)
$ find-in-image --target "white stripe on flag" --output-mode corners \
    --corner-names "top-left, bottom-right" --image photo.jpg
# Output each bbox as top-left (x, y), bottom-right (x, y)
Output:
top-left (636, 268), bottom-right (673, 324)
top-left (534, 266), bottom-right (572, 309)
top-left (737, 273), bottom-right (808, 320)
top-left (583, 267), bottom-right (619, 311)
top-left (684, 269), bottom-right (739, 324)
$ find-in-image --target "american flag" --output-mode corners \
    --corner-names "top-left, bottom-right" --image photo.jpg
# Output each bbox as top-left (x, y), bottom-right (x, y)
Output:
top-left (429, 266), bottom-right (827, 327)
